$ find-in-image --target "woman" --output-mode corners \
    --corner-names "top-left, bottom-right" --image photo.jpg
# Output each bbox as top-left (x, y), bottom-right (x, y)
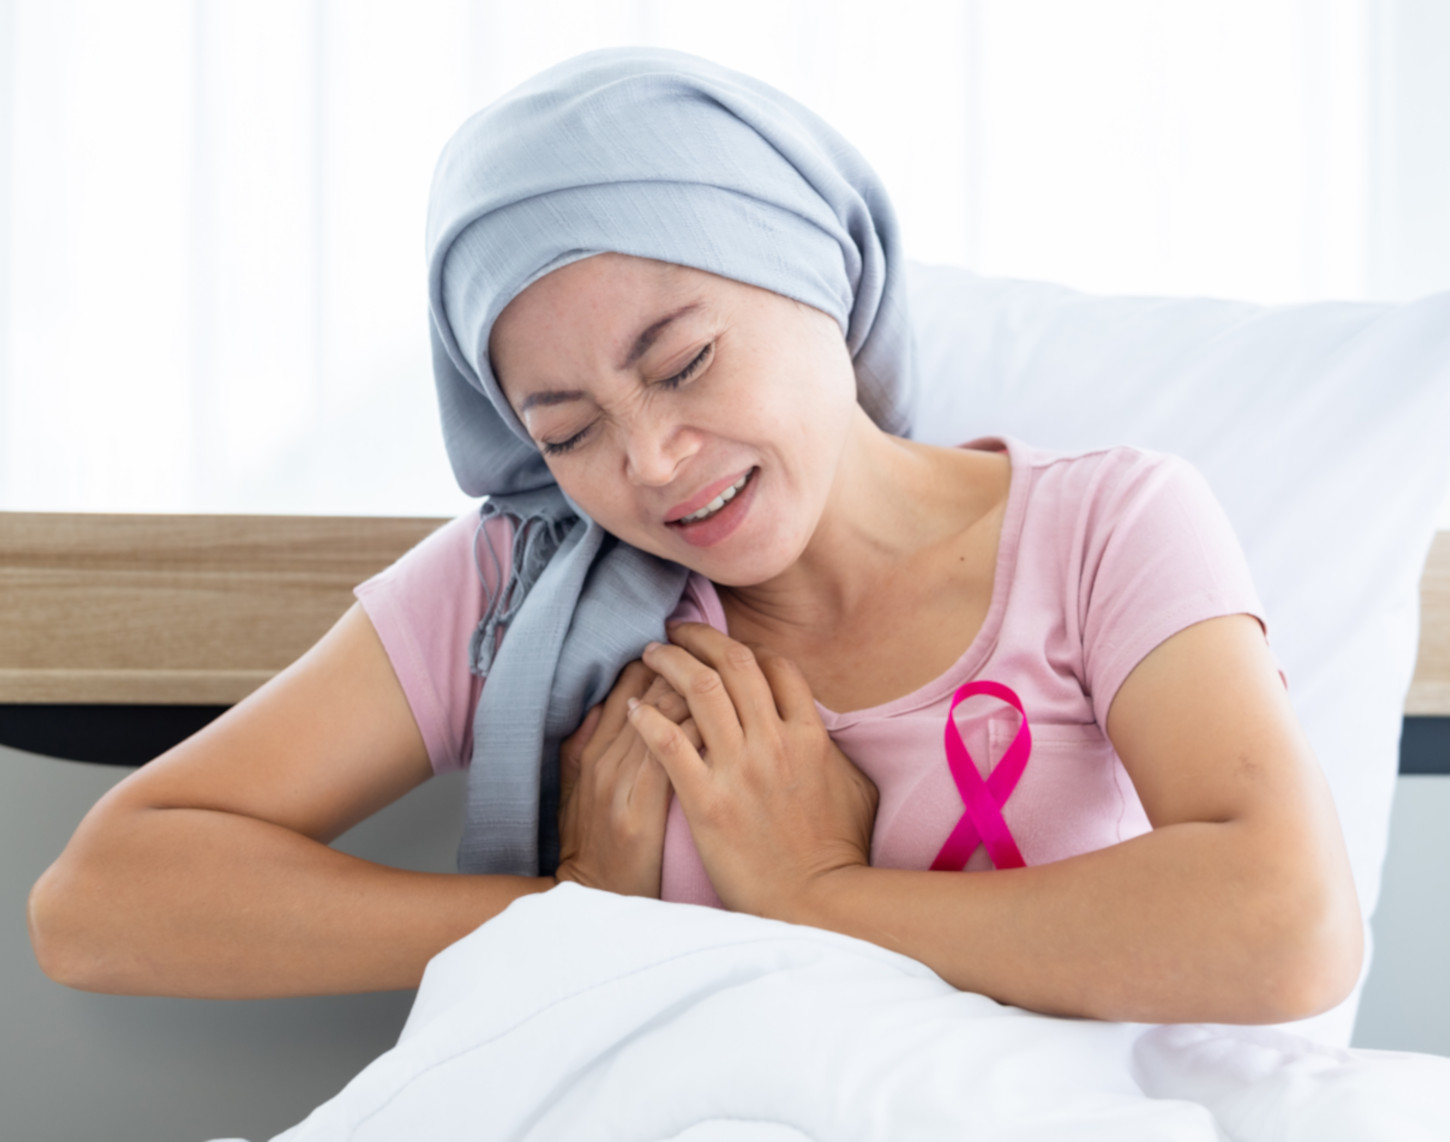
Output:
top-left (29, 47), bottom-right (1361, 1025)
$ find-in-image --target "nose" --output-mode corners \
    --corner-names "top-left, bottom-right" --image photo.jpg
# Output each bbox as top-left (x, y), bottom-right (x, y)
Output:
top-left (622, 410), bottom-right (696, 487)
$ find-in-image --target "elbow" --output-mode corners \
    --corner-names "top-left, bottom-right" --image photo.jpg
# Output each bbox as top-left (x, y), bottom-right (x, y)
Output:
top-left (28, 858), bottom-right (121, 993)
top-left (1247, 872), bottom-right (1364, 1024)
top-left (1272, 920), bottom-right (1364, 1024)
top-left (28, 785), bottom-right (172, 994)
top-left (28, 863), bottom-right (82, 987)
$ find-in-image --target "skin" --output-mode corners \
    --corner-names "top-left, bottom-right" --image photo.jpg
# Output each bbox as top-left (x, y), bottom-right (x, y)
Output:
top-left (28, 251), bottom-right (1363, 1023)
top-left (492, 252), bottom-right (1364, 1022)
top-left (26, 614), bottom-right (689, 997)
top-left (554, 663), bottom-right (702, 898)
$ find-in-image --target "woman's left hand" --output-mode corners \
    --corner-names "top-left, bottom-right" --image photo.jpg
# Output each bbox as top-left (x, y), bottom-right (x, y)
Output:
top-left (555, 663), bottom-right (696, 900)
top-left (629, 622), bottom-right (879, 920)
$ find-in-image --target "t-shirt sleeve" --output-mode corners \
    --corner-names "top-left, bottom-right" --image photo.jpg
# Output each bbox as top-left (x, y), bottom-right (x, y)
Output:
top-left (354, 510), bottom-right (514, 775)
top-left (1077, 449), bottom-right (1281, 733)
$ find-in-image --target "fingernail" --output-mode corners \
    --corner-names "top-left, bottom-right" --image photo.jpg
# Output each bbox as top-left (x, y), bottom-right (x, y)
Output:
top-left (626, 697), bottom-right (641, 713)
top-left (644, 641), bottom-right (662, 653)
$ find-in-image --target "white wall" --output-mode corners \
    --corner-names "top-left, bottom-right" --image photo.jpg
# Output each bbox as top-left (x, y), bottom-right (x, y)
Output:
top-left (1368, 0), bottom-right (1450, 304)
top-left (1367, 0), bottom-right (1450, 527)
top-left (2, 0), bottom-right (1446, 520)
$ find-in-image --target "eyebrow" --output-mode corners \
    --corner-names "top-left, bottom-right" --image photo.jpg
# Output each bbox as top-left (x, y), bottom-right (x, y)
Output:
top-left (517, 302), bottom-right (703, 415)
top-left (620, 303), bottom-right (702, 369)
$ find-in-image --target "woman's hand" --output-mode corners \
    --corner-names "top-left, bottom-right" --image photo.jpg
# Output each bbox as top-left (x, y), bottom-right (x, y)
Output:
top-left (628, 623), bottom-right (879, 920)
top-left (554, 661), bottom-right (697, 899)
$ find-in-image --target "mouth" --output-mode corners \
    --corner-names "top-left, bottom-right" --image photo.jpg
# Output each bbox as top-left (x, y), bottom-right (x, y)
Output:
top-left (665, 467), bottom-right (759, 547)
top-left (665, 467), bottom-right (755, 524)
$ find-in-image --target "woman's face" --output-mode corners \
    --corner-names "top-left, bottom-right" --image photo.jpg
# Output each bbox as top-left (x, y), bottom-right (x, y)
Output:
top-left (489, 253), bottom-right (858, 586)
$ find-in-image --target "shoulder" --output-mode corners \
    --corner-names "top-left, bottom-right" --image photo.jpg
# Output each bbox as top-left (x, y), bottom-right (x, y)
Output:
top-left (356, 510), bottom-right (514, 602)
top-left (353, 506), bottom-right (518, 677)
top-left (991, 435), bottom-right (1263, 625)
top-left (352, 507), bottom-right (514, 775)
top-left (1021, 440), bottom-right (1229, 553)
top-left (961, 435), bottom-right (1222, 547)
top-left (1005, 436), bottom-right (1202, 503)
top-left (1021, 440), bottom-right (1237, 574)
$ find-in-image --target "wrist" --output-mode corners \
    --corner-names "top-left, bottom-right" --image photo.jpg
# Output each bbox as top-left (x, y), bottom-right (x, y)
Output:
top-left (779, 862), bottom-right (869, 931)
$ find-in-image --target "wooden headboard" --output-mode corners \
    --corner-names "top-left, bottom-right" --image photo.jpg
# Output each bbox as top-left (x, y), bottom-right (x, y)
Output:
top-left (1412, 530), bottom-right (1450, 716)
top-left (1, 512), bottom-right (1448, 715)
top-left (0, 513), bottom-right (446, 705)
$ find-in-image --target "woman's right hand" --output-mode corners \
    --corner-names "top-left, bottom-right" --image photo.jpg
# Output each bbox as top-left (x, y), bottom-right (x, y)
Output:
top-left (27, 603), bottom-right (559, 998)
top-left (554, 661), bottom-right (696, 899)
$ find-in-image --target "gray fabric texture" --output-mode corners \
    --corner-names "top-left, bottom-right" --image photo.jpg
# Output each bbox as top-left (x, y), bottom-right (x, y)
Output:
top-left (425, 46), bottom-right (916, 876)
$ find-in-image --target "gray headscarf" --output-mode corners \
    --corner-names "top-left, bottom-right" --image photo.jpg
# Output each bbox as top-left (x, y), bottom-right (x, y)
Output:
top-left (426, 46), bottom-right (916, 876)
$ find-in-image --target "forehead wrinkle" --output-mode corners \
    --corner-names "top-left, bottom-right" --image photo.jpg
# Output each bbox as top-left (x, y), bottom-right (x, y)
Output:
top-left (502, 269), bottom-right (713, 416)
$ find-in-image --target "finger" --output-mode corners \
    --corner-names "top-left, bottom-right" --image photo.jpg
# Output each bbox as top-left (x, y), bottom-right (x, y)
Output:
top-left (559, 704), bottom-right (601, 803)
top-left (633, 754), bottom-right (676, 823)
top-left (618, 735), bottom-right (674, 813)
top-left (641, 640), bottom-right (745, 753)
top-left (629, 698), bottom-right (709, 798)
top-left (590, 677), bottom-right (690, 781)
top-left (640, 673), bottom-right (692, 725)
top-left (565, 704), bottom-right (602, 761)
top-left (664, 622), bottom-right (782, 731)
top-left (753, 651), bottom-right (819, 724)
top-left (590, 660), bottom-right (657, 761)
top-left (638, 709), bottom-right (702, 753)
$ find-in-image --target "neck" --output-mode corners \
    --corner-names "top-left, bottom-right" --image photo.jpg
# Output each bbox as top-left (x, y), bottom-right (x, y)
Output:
top-left (718, 410), bottom-right (999, 641)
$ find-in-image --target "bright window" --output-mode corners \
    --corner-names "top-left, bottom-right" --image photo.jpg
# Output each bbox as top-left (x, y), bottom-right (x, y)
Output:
top-left (1, 0), bottom-right (1445, 519)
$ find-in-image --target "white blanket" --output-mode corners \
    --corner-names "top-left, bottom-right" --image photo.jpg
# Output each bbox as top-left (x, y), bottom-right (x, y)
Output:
top-left (254, 884), bottom-right (1450, 1142)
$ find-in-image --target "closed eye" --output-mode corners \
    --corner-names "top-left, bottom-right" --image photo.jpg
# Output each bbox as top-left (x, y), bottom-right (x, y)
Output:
top-left (539, 343), bottom-right (714, 457)
top-left (540, 425), bottom-right (592, 457)
top-left (659, 343), bottom-right (712, 390)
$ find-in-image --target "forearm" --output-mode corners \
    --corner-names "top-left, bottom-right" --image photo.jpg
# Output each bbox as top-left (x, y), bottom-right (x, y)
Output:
top-left (786, 821), bottom-right (1362, 1024)
top-left (28, 805), bottom-right (552, 998)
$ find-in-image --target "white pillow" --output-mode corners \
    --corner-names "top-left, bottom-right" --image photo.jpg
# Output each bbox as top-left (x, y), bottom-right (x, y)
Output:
top-left (904, 261), bottom-right (1450, 1046)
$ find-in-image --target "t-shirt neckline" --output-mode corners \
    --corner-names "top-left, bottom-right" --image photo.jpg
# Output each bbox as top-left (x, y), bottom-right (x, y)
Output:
top-left (688, 435), bottom-right (1030, 730)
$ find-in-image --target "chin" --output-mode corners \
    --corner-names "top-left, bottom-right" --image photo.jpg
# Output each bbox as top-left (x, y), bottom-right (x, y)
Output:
top-left (689, 535), bottom-right (807, 587)
top-left (695, 563), bottom-right (777, 588)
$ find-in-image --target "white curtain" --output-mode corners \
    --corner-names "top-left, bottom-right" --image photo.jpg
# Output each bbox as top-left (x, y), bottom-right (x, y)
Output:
top-left (0, 0), bottom-right (1442, 517)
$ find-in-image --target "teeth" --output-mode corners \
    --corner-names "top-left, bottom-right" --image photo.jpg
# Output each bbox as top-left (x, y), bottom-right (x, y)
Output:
top-left (679, 470), bottom-right (752, 524)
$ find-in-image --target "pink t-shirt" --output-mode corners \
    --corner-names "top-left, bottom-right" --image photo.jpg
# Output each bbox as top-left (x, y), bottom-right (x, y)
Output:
top-left (356, 437), bottom-right (1275, 908)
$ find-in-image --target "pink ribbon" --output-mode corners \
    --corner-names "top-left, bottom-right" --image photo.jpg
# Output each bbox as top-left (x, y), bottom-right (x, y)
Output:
top-left (930, 680), bottom-right (1031, 872)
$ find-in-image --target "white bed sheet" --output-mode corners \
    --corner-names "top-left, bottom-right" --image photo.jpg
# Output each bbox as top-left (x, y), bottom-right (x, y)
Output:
top-left (227, 884), bottom-right (1450, 1141)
